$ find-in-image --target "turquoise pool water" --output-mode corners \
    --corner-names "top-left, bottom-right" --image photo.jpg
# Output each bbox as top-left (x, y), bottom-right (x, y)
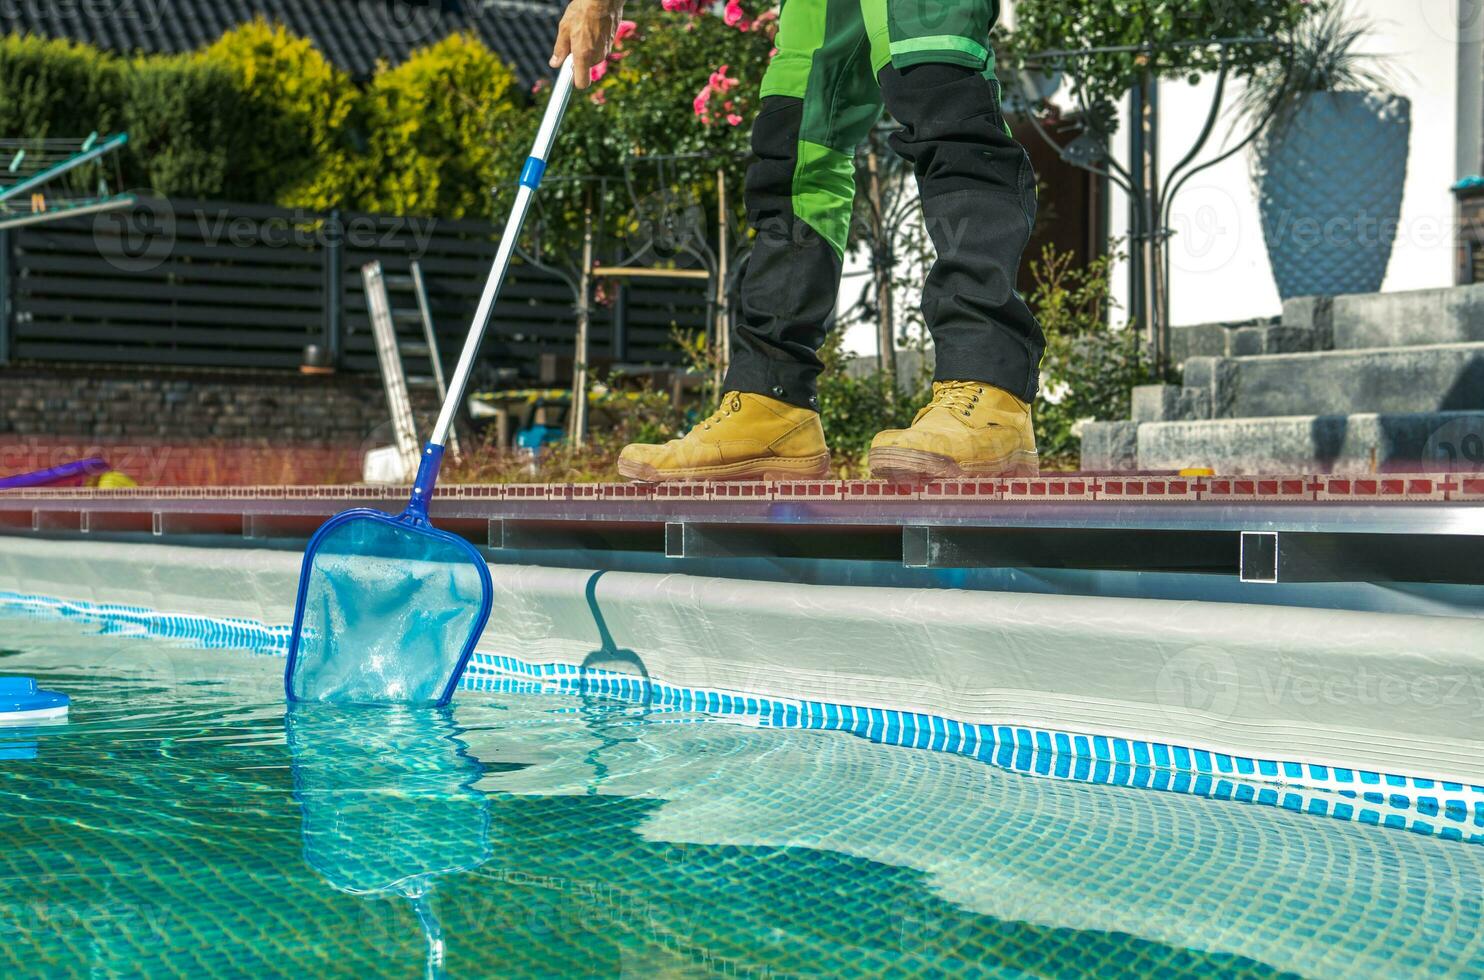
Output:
top-left (1, 615), bottom-right (1483, 978)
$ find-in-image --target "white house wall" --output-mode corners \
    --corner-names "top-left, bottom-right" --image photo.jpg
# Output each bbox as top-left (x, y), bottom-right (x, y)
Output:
top-left (839, 1), bottom-right (1475, 357)
top-left (1104, 0), bottom-right (1470, 325)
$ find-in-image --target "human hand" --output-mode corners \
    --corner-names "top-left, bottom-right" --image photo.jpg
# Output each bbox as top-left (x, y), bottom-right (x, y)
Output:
top-left (550, 0), bottom-right (625, 90)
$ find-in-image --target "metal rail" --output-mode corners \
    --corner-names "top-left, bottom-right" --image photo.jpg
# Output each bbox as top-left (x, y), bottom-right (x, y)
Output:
top-left (4, 473), bottom-right (1483, 585)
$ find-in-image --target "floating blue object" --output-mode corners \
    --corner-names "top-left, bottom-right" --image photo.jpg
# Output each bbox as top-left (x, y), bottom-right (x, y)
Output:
top-left (0, 677), bottom-right (70, 724)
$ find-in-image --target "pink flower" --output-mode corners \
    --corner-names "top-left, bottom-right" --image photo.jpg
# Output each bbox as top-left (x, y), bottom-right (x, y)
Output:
top-left (589, 59), bottom-right (609, 83)
top-left (693, 64), bottom-right (745, 127)
top-left (661, 0), bottom-right (703, 12)
top-left (614, 19), bottom-right (638, 43)
top-left (709, 65), bottom-right (738, 91)
top-left (590, 89), bottom-right (607, 105)
top-left (724, 0), bottom-right (752, 30)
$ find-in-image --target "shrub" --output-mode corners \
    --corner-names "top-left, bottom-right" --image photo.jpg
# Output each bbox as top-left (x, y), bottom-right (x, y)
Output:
top-left (1028, 245), bottom-right (1160, 465)
top-left (356, 33), bottom-right (524, 219)
top-left (0, 34), bottom-right (123, 142)
top-left (1005, 0), bottom-right (1314, 108)
top-left (196, 18), bottom-right (359, 209)
top-left (119, 55), bottom-right (255, 199)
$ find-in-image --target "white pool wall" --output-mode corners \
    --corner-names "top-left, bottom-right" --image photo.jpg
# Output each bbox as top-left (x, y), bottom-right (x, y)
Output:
top-left (2, 537), bottom-right (1482, 786)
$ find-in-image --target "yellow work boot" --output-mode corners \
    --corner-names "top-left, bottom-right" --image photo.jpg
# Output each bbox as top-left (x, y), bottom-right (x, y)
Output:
top-left (617, 391), bottom-right (830, 482)
top-left (869, 381), bottom-right (1039, 481)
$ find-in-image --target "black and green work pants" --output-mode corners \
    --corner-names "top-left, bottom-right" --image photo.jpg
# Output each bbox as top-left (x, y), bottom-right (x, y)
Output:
top-left (723, 0), bottom-right (1044, 410)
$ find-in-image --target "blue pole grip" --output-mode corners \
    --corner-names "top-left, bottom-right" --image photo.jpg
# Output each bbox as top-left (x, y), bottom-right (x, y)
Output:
top-left (518, 156), bottom-right (547, 189)
top-left (407, 443), bottom-right (446, 521)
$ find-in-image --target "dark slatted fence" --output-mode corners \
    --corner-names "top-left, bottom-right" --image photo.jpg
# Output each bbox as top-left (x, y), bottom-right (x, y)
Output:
top-left (0, 198), bottom-right (708, 378)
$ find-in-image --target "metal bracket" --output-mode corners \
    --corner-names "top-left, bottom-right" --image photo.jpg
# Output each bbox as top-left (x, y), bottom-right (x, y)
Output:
top-left (666, 522), bottom-right (901, 561)
top-left (904, 525), bottom-right (1238, 574)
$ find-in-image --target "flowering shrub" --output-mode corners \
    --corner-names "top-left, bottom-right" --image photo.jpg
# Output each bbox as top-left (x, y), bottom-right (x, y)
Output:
top-left (693, 64), bottom-right (742, 125)
top-left (506, 3), bottom-right (775, 262)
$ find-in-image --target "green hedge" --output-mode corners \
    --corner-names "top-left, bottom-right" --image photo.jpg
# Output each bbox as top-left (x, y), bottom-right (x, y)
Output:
top-left (3, 12), bottom-right (773, 225)
top-left (196, 18), bottom-right (359, 209)
top-left (118, 56), bottom-right (258, 200)
top-left (0, 21), bottom-right (522, 212)
top-left (0, 34), bottom-right (124, 141)
top-left (356, 33), bottom-right (524, 219)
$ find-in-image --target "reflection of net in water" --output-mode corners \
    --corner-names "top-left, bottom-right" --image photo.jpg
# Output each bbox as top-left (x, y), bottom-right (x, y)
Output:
top-left (288, 703), bottom-right (492, 977)
top-left (289, 515), bottom-right (487, 704)
top-left (1, 623), bottom-right (1480, 979)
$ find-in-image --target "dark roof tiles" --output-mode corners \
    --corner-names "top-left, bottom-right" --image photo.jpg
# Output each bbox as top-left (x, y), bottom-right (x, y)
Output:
top-left (1, 0), bottom-right (563, 86)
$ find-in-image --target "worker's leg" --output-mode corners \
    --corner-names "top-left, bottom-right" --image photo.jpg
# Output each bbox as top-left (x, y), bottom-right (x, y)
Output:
top-left (879, 62), bottom-right (1043, 399)
top-left (618, 0), bottom-right (882, 481)
top-left (720, 0), bottom-right (884, 410)
top-left (866, 0), bottom-right (1044, 478)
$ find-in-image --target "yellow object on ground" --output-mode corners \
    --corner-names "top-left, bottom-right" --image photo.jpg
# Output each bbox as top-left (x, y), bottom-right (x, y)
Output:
top-left (1179, 467), bottom-right (1215, 477)
top-left (869, 381), bottom-right (1039, 481)
top-left (91, 471), bottom-right (138, 489)
top-left (617, 392), bottom-right (830, 483)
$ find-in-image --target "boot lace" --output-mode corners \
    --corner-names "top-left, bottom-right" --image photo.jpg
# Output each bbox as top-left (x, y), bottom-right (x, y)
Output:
top-left (701, 392), bottom-right (745, 430)
top-left (914, 382), bottom-right (984, 425)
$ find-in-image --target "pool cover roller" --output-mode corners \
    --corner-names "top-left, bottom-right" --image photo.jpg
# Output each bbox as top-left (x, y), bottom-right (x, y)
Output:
top-left (285, 58), bottom-right (576, 705)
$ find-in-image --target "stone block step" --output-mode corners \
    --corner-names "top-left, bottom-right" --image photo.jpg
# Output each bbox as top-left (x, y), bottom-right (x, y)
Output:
top-left (1129, 412), bottom-right (1484, 475)
top-left (1317, 283), bottom-right (1484, 350)
top-left (1183, 342), bottom-right (1484, 419)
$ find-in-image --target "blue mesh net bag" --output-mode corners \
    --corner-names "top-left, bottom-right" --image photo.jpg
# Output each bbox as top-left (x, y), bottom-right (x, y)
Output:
top-left (285, 58), bottom-right (575, 706)
top-left (286, 492), bottom-right (492, 704)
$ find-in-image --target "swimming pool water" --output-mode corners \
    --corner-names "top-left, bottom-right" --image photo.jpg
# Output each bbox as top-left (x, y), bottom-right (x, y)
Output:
top-left (1, 615), bottom-right (1482, 978)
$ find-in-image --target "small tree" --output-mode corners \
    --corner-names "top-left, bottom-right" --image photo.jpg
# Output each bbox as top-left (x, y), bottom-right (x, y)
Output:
top-left (1005, 0), bottom-right (1314, 110)
top-left (198, 18), bottom-right (358, 209)
top-left (356, 33), bottom-right (525, 220)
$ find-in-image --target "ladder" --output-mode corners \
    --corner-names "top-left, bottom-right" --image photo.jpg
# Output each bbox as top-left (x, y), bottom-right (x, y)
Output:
top-left (362, 260), bottom-right (461, 480)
